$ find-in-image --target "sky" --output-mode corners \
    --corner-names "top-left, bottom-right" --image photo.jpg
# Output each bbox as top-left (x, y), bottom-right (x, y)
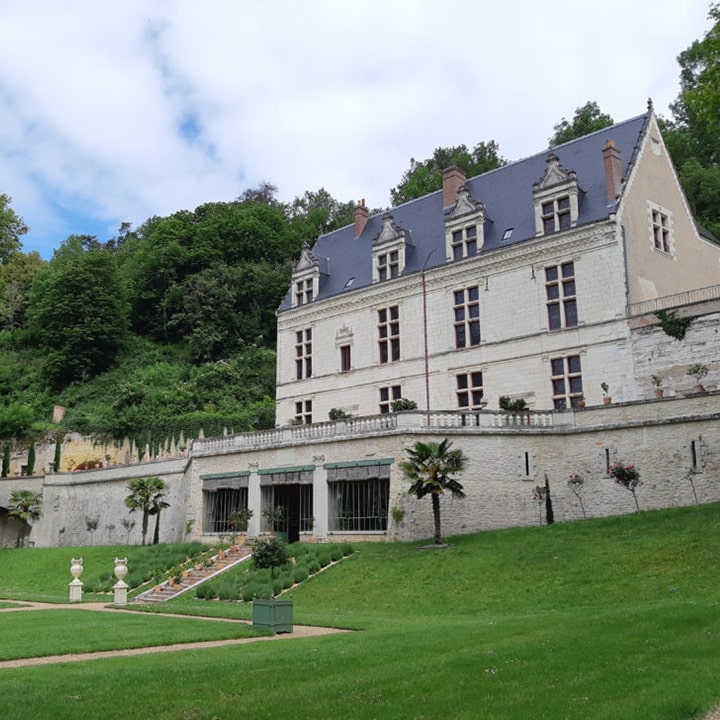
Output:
top-left (0, 0), bottom-right (714, 259)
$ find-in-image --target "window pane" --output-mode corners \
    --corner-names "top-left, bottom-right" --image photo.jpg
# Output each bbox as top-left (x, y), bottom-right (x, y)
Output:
top-left (569, 377), bottom-right (583, 394)
top-left (469, 321), bottom-right (481, 345)
top-left (565, 299), bottom-right (578, 327)
top-left (466, 225), bottom-right (477, 239)
top-left (551, 358), bottom-right (564, 375)
top-left (548, 303), bottom-right (561, 329)
top-left (390, 306), bottom-right (399, 320)
top-left (468, 286), bottom-right (479, 302)
top-left (454, 307), bottom-right (465, 321)
top-left (563, 279), bottom-right (576, 296)
top-left (456, 374), bottom-right (468, 389)
top-left (561, 262), bottom-right (574, 278)
top-left (559, 213), bottom-right (571, 230)
top-left (545, 266), bottom-right (558, 282)
top-left (567, 355), bottom-right (582, 373)
top-left (457, 391), bottom-right (469, 407)
top-left (454, 290), bottom-right (464, 305)
top-left (558, 196), bottom-right (570, 210)
top-left (471, 390), bottom-right (484, 405)
top-left (546, 284), bottom-right (560, 300)
top-left (466, 240), bottom-right (477, 255)
top-left (552, 379), bottom-right (566, 395)
top-left (455, 326), bottom-right (466, 348)
top-left (470, 371), bottom-right (483, 386)
top-left (542, 202), bottom-right (553, 215)
top-left (468, 304), bottom-right (479, 318)
top-left (543, 218), bottom-right (555, 234)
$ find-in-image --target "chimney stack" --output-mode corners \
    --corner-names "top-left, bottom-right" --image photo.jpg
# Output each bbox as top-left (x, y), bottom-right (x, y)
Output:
top-left (354, 198), bottom-right (368, 237)
top-left (602, 140), bottom-right (622, 204)
top-left (442, 166), bottom-right (466, 207)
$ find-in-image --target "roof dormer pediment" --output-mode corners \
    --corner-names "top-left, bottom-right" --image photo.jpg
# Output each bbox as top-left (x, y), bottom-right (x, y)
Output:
top-left (373, 212), bottom-right (412, 247)
top-left (293, 243), bottom-right (329, 276)
top-left (446, 184), bottom-right (485, 221)
top-left (533, 153), bottom-right (578, 191)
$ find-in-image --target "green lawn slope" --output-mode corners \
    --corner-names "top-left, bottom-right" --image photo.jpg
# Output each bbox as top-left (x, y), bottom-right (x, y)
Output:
top-left (0, 503), bottom-right (719, 720)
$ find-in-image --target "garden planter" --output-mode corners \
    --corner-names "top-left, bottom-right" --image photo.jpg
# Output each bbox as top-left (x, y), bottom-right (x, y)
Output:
top-left (603, 396), bottom-right (612, 404)
top-left (252, 598), bottom-right (293, 634)
top-left (654, 388), bottom-right (664, 398)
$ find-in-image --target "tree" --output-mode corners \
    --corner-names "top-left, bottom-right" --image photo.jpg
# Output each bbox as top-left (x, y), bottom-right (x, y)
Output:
top-left (400, 439), bottom-right (467, 545)
top-left (664, 6), bottom-right (720, 238)
top-left (26, 236), bottom-right (130, 389)
top-left (288, 188), bottom-right (355, 236)
top-left (8, 489), bottom-right (42, 547)
top-left (549, 101), bottom-right (614, 147)
top-left (390, 141), bottom-right (506, 205)
top-left (670, 5), bottom-right (720, 166)
top-left (0, 250), bottom-right (44, 330)
top-left (0, 194), bottom-right (28, 264)
top-left (124, 477), bottom-right (169, 545)
top-left (251, 536), bottom-right (290, 578)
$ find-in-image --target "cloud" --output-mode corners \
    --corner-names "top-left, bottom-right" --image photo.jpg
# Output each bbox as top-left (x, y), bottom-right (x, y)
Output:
top-left (0, 0), bottom-right (713, 257)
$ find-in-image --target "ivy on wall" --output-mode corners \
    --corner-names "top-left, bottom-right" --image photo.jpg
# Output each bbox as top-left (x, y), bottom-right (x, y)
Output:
top-left (655, 310), bottom-right (693, 341)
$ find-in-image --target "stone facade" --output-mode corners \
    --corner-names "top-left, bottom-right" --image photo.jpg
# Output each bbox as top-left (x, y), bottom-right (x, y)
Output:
top-left (2, 109), bottom-right (720, 548)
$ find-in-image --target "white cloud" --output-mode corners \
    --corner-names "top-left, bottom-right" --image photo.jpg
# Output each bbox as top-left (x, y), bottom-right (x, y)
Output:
top-left (0, 0), bottom-right (713, 257)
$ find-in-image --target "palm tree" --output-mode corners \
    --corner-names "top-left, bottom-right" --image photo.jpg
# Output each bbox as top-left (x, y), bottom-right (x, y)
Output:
top-left (8, 489), bottom-right (43, 547)
top-left (124, 477), bottom-right (169, 545)
top-left (400, 439), bottom-right (466, 545)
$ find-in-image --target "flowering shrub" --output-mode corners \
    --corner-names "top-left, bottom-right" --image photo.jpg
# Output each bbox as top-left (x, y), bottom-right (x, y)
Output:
top-left (610, 462), bottom-right (642, 512)
top-left (609, 463), bottom-right (641, 489)
top-left (568, 473), bottom-right (584, 487)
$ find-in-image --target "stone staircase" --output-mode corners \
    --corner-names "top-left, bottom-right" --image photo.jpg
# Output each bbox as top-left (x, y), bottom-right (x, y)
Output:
top-left (133, 545), bottom-right (253, 603)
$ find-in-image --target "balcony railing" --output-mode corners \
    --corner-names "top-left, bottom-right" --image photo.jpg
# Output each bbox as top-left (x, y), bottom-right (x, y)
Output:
top-left (191, 409), bottom-right (558, 455)
top-left (627, 284), bottom-right (720, 317)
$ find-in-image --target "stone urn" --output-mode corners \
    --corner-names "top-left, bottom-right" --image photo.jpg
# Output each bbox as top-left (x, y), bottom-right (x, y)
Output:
top-left (114, 557), bottom-right (129, 584)
top-left (69, 557), bottom-right (84, 602)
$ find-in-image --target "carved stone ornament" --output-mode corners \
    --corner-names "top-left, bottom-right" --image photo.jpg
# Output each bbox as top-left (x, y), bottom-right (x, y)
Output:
top-left (533, 153), bottom-right (577, 191)
top-left (446, 184), bottom-right (485, 220)
top-left (373, 212), bottom-right (411, 247)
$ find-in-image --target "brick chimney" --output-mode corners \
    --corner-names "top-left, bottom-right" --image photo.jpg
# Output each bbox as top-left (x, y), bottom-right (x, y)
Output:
top-left (442, 166), bottom-right (466, 208)
top-left (354, 199), bottom-right (368, 237)
top-left (602, 140), bottom-right (622, 203)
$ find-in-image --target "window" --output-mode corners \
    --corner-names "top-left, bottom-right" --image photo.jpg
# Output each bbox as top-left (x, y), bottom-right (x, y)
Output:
top-left (454, 287), bottom-right (481, 348)
top-left (456, 371), bottom-right (484, 409)
top-left (294, 399), bottom-right (312, 424)
top-left (295, 328), bottom-right (312, 380)
top-left (378, 306), bottom-right (400, 363)
top-left (377, 250), bottom-right (399, 281)
top-left (541, 196), bottom-right (571, 234)
top-left (652, 209), bottom-right (670, 253)
top-left (340, 345), bottom-right (352, 373)
top-left (203, 487), bottom-right (249, 534)
top-left (379, 385), bottom-right (402, 414)
top-left (295, 278), bottom-right (314, 305)
top-left (550, 355), bottom-right (583, 410)
top-left (545, 262), bottom-right (577, 330)
top-left (502, 228), bottom-right (513, 241)
top-left (451, 225), bottom-right (478, 260)
top-left (328, 469), bottom-right (390, 532)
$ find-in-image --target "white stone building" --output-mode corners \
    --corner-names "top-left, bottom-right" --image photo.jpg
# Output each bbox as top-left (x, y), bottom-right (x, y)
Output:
top-left (2, 106), bottom-right (720, 548)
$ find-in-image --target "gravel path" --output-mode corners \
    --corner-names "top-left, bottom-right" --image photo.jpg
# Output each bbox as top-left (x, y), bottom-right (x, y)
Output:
top-left (0, 601), bottom-right (348, 669)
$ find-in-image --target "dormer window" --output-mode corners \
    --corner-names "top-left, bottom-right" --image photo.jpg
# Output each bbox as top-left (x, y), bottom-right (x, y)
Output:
top-left (451, 225), bottom-right (477, 260)
top-left (290, 243), bottom-right (328, 308)
top-left (377, 250), bottom-right (400, 281)
top-left (445, 184), bottom-right (485, 262)
top-left (295, 278), bottom-right (314, 305)
top-left (372, 213), bottom-right (412, 283)
top-left (541, 196), bottom-right (572, 234)
top-left (533, 153), bottom-right (581, 237)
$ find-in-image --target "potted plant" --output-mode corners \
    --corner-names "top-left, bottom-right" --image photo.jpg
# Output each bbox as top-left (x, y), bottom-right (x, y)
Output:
top-left (651, 374), bottom-right (664, 398)
top-left (687, 363), bottom-right (709, 393)
top-left (263, 505), bottom-right (288, 542)
top-left (227, 506), bottom-right (253, 545)
top-left (601, 382), bottom-right (612, 404)
top-left (251, 537), bottom-right (293, 634)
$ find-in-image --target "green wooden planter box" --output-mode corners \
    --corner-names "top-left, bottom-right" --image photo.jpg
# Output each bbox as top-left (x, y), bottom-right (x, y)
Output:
top-left (252, 599), bottom-right (293, 634)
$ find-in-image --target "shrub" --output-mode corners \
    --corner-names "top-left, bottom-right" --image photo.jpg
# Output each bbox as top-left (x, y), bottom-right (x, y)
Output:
top-left (330, 545), bottom-right (343, 561)
top-left (293, 564), bottom-right (310, 584)
top-left (317, 550), bottom-right (331, 567)
top-left (341, 542), bottom-right (354, 556)
top-left (241, 583), bottom-right (259, 602)
top-left (307, 558), bottom-right (321, 574)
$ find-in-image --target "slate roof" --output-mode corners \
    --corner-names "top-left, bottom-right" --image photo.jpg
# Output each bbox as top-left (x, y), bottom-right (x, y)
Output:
top-left (278, 113), bottom-right (649, 312)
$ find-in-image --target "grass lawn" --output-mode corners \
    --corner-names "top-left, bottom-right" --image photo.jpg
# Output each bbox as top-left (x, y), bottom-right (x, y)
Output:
top-left (0, 503), bottom-right (719, 719)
